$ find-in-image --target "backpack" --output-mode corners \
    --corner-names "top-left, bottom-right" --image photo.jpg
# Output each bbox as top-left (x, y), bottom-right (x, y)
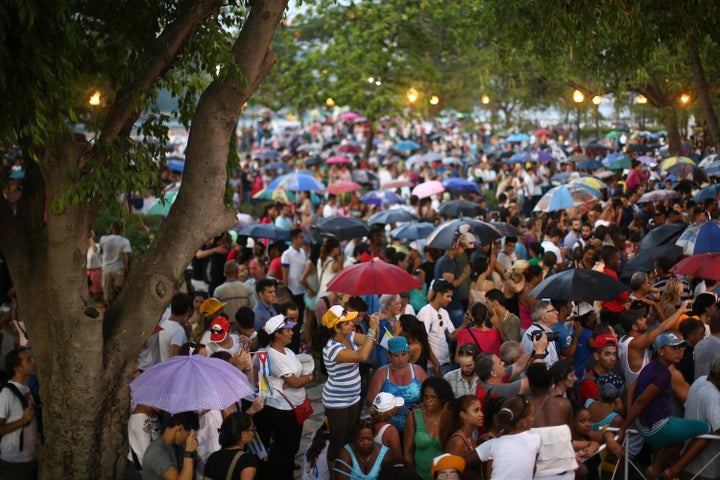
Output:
top-left (0, 382), bottom-right (42, 449)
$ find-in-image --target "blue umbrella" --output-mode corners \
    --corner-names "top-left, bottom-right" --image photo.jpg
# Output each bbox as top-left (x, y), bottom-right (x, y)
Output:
top-left (253, 149), bottom-right (280, 161)
top-left (360, 190), bottom-right (404, 207)
top-left (576, 159), bottom-right (604, 171)
top-left (442, 178), bottom-right (480, 193)
top-left (504, 152), bottom-right (531, 164)
top-left (533, 184), bottom-right (599, 212)
top-left (703, 160), bottom-right (720, 178)
top-left (394, 140), bottom-right (421, 152)
top-left (239, 224), bottom-right (291, 241)
top-left (676, 220), bottom-right (720, 255)
top-left (693, 185), bottom-right (720, 203)
top-left (264, 162), bottom-right (289, 172)
top-left (531, 150), bottom-right (555, 163)
top-left (166, 160), bottom-right (185, 172)
top-left (550, 172), bottom-right (589, 185)
top-left (266, 173), bottom-right (326, 192)
top-left (391, 222), bottom-right (436, 240)
top-left (507, 133), bottom-right (531, 142)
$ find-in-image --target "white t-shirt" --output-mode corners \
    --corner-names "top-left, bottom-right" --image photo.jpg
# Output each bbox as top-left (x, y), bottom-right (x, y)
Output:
top-left (266, 347), bottom-right (306, 410)
top-left (281, 246), bottom-right (307, 295)
top-left (521, 323), bottom-right (559, 366)
top-left (417, 304), bottom-right (455, 365)
top-left (475, 431), bottom-right (542, 480)
top-left (127, 412), bottom-right (160, 465)
top-left (541, 240), bottom-right (564, 264)
top-left (157, 319), bottom-right (187, 362)
top-left (203, 333), bottom-right (241, 357)
top-left (0, 381), bottom-right (37, 462)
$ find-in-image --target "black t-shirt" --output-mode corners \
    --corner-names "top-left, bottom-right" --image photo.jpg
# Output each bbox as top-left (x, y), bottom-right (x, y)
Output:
top-left (203, 449), bottom-right (259, 480)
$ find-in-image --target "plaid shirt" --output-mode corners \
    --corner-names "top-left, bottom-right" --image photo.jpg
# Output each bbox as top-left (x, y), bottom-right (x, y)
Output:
top-left (443, 368), bottom-right (480, 398)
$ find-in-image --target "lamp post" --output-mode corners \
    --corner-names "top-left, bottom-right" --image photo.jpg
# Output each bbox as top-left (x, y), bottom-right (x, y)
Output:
top-left (592, 95), bottom-right (601, 138)
top-left (680, 93), bottom-right (690, 138)
top-left (636, 94), bottom-right (647, 130)
top-left (572, 89), bottom-right (584, 147)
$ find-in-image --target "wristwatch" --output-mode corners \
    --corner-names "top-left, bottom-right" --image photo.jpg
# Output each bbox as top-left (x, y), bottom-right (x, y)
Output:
top-left (532, 351), bottom-right (549, 360)
top-left (183, 451), bottom-right (195, 459)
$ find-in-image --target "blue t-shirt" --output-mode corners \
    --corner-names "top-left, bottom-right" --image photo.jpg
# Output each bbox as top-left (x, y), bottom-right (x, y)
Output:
top-left (572, 327), bottom-right (594, 379)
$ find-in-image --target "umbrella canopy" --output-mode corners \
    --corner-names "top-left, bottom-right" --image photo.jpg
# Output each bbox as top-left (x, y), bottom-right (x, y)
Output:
top-left (660, 156), bottom-right (695, 171)
top-left (394, 140), bottom-right (421, 152)
top-left (313, 217), bottom-right (370, 240)
top-left (267, 173), bottom-right (326, 192)
top-left (340, 111), bottom-right (359, 121)
top-left (146, 191), bottom-right (179, 216)
top-left (391, 222), bottom-right (436, 240)
top-left (507, 133), bottom-right (531, 142)
top-left (576, 159), bottom-right (604, 171)
top-left (636, 189), bottom-right (680, 204)
top-left (253, 149), bottom-right (280, 161)
top-left (442, 178), bottom-right (480, 193)
top-left (421, 152), bottom-right (444, 163)
top-left (675, 220), bottom-right (720, 255)
top-left (666, 163), bottom-right (709, 184)
top-left (360, 190), bottom-right (404, 207)
top-left (304, 156), bottom-right (323, 167)
top-left (529, 268), bottom-right (629, 301)
top-left (368, 209), bottom-right (418, 225)
top-left (698, 153), bottom-right (719, 168)
top-left (703, 160), bottom-right (720, 178)
top-left (637, 221), bottom-right (688, 252)
top-left (427, 219), bottom-right (501, 249)
top-left (636, 155), bottom-right (657, 167)
top-left (533, 184), bottom-right (599, 212)
top-left (326, 260), bottom-right (421, 296)
top-left (166, 160), bottom-right (185, 172)
top-left (239, 224), bottom-right (291, 241)
top-left (327, 180), bottom-right (363, 195)
top-left (297, 143), bottom-right (322, 153)
top-left (605, 156), bottom-right (632, 171)
top-left (621, 244), bottom-right (684, 279)
top-left (381, 179), bottom-right (414, 190)
top-left (264, 162), bottom-right (290, 172)
top-left (412, 180), bottom-right (445, 199)
top-left (569, 177), bottom-right (608, 191)
top-left (438, 200), bottom-right (482, 217)
top-left (531, 150), bottom-right (556, 163)
top-left (336, 144), bottom-right (362, 154)
top-left (694, 184), bottom-right (720, 203)
top-left (672, 253), bottom-right (720, 281)
top-left (351, 169), bottom-right (380, 186)
top-left (605, 130), bottom-right (622, 139)
top-left (626, 144), bottom-right (652, 154)
top-left (550, 172), bottom-right (589, 185)
top-left (489, 222), bottom-right (523, 237)
top-left (129, 354), bottom-right (254, 414)
top-left (327, 155), bottom-right (351, 164)
top-left (252, 188), bottom-right (296, 203)
top-left (569, 153), bottom-right (589, 163)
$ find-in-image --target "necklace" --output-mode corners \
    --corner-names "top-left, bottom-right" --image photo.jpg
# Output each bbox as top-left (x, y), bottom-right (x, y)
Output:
top-left (356, 450), bottom-right (373, 465)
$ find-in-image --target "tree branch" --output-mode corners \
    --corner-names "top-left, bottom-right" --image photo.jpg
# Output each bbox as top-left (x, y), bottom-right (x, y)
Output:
top-left (99, 0), bottom-right (225, 143)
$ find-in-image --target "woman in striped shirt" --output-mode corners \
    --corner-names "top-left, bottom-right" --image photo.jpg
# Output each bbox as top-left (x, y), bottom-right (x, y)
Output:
top-left (320, 305), bottom-right (379, 475)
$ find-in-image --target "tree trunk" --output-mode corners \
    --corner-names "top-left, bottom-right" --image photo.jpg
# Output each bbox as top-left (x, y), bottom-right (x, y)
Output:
top-left (688, 44), bottom-right (720, 151)
top-left (663, 108), bottom-right (683, 156)
top-left (0, 1), bottom-right (290, 478)
top-left (364, 120), bottom-right (375, 162)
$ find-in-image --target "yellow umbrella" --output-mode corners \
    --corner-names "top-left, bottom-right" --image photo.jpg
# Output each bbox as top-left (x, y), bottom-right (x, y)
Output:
top-left (569, 177), bottom-right (608, 191)
top-left (660, 156), bottom-right (695, 171)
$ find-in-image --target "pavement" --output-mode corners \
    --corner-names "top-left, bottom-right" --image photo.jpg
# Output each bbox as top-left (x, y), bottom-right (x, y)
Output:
top-left (293, 380), bottom-right (325, 479)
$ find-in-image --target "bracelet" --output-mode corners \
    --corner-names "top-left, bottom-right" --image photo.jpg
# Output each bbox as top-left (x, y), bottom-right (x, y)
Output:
top-left (183, 451), bottom-right (195, 459)
top-left (366, 329), bottom-right (377, 341)
top-left (532, 351), bottom-right (549, 359)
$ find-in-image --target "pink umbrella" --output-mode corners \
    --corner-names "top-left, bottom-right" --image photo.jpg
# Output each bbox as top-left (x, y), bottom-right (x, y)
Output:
top-left (328, 180), bottom-right (363, 195)
top-left (327, 155), bottom-right (351, 164)
top-left (340, 112), bottom-right (359, 121)
top-left (326, 260), bottom-right (421, 296)
top-left (412, 180), bottom-right (445, 199)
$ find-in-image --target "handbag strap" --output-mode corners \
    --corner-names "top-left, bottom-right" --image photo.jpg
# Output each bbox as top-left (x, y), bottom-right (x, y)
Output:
top-left (226, 449), bottom-right (245, 480)
top-left (466, 327), bottom-right (482, 350)
top-left (277, 388), bottom-right (306, 409)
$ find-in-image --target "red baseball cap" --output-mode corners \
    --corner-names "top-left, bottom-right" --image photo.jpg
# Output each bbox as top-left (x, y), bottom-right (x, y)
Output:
top-left (210, 316), bottom-right (230, 342)
top-left (594, 333), bottom-right (617, 349)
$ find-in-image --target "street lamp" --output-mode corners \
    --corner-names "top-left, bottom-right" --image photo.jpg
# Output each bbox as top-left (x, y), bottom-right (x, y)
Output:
top-left (326, 97), bottom-right (335, 107)
top-left (429, 95), bottom-right (439, 106)
top-left (680, 93), bottom-right (690, 138)
top-left (89, 91), bottom-right (102, 107)
top-left (636, 94), bottom-right (647, 130)
top-left (406, 88), bottom-right (418, 105)
top-left (592, 95), bottom-right (601, 138)
top-left (481, 95), bottom-right (490, 105)
top-left (573, 90), bottom-right (584, 146)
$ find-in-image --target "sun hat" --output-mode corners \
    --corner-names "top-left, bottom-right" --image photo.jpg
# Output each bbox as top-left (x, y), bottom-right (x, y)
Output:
top-left (652, 332), bottom-right (688, 351)
top-left (431, 454), bottom-right (465, 477)
top-left (388, 336), bottom-right (410, 354)
top-left (199, 298), bottom-right (226, 317)
top-left (263, 314), bottom-right (297, 335)
top-left (210, 316), bottom-right (230, 343)
top-left (372, 392), bottom-right (404, 413)
top-left (322, 305), bottom-right (358, 329)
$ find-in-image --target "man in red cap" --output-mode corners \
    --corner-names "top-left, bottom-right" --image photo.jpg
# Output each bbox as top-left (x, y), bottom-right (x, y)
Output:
top-left (205, 316), bottom-right (241, 356)
top-left (579, 333), bottom-right (618, 404)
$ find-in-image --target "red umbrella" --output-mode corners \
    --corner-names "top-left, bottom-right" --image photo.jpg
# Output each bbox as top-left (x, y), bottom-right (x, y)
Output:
top-left (327, 155), bottom-right (351, 164)
top-left (672, 253), bottom-right (720, 281)
top-left (326, 261), bottom-right (421, 296)
top-left (327, 180), bottom-right (363, 195)
top-left (381, 179), bottom-right (414, 190)
top-left (337, 144), bottom-right (362, 154)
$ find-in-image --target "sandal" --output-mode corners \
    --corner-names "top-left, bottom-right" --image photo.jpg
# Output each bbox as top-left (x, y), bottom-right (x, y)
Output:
top-left (644, 466), bottom-right (659, 480)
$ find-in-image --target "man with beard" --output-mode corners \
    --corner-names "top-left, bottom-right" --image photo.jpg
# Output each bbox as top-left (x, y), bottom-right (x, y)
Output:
top-left (617, 300), bottom-right (691, 387)
top-left (579, 333), bottom-right (618, 404)
top-left (444, 343), bottom-right (481, 398)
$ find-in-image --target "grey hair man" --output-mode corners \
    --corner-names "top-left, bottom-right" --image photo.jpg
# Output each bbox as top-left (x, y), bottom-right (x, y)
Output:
top-left (521, 300), bottom-right (560, 365)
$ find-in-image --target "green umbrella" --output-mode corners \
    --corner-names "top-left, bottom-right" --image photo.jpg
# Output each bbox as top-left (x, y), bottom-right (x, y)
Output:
top-left (606, 157), bottom-right (631, 171)
top-left (147, 190), bottom-right (179, 216)
top-left (605, 130), bottom-right (621, 139)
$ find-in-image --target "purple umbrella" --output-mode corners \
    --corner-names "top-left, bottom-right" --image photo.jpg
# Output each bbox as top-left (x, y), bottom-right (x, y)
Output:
top-left (129, 354), bottom-right (253, 413)
top-left (360, 190), bottom-right (404, 207)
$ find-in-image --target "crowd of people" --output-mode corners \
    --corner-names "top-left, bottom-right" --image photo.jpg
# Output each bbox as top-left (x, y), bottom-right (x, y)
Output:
top-left (2, 117), bottom-right (720, 480)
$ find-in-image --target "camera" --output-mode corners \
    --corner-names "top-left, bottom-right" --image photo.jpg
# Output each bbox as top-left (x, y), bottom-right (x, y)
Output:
top-left (527, 330), bottom-right (559, 342)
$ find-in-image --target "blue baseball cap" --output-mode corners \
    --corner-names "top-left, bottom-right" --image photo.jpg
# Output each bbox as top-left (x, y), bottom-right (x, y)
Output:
top-left (388, 336), bottom-right (409, 354)
top-left (652, 333), bottom-right (688, 351)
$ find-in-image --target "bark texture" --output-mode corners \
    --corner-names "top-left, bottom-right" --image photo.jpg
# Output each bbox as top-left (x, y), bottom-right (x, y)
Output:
top-left (0, 1), bottom-right (289, 478)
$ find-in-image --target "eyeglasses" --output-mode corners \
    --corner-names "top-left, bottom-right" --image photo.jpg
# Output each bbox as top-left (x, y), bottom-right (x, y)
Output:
top-left (436, 473), bottom-right (460, 480)
top-left (545, 308), bottom-right (558, 314)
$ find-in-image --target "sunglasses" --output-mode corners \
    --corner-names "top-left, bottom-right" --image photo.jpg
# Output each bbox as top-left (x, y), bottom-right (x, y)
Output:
top-left (437, 473), bottom-right (460, 480)
top-left (437, 314), bottom-right (444, 327)
top-left (211, 326), bottom-right (224, 334)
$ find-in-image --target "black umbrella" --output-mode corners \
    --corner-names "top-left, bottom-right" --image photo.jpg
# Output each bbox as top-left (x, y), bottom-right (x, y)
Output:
top-left (626, 144), bottom-right (652, 154)
top-left (313, 217), bottom-right (370, 240)
top-left (637, 222), bottom-right (688, 252)
top-left (304, 156), bottom-right (323, 167)
top-left (239, 224), bottom-right (291, 241)
top-left (391, 222), bottom-right (436, 240)
top-left (529, 268), bottom-right (629, 301)
top-left (352, 169), bottom-right (380, 186)
top-left (490, 222), bottom-right (523, 238)
top-left (322, 139), bottom-right (341, 149)
top-left (368, 209), bottom-right (419, 225)
top-left (438, 200), bottom-right (482, 217)
top-left (427, 219), bottom-right (501, 249)
top-left (620, 244), bottom-right (684, 280)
